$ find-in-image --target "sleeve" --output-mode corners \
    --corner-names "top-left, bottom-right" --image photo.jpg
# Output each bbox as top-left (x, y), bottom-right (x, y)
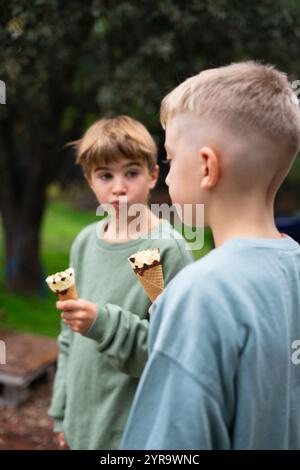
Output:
top-left (85, 238), bottom-right (193, 379)
top-left (121, 351), bottom-right (231, 450)
top-left (85, 304), bottom-right (148, 378)
top-left (48, 242), bottom-right (77, 429)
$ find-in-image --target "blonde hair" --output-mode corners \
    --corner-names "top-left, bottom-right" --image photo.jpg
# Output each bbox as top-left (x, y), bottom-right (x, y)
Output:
top-left (161, 61), bottom-right (300, 158)
top-left (72, 115), bottom-right (157, 177)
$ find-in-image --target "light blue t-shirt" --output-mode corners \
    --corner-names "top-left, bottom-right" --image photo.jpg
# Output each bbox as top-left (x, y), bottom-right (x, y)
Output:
top-left (122, 236), bottom-right (300, 450)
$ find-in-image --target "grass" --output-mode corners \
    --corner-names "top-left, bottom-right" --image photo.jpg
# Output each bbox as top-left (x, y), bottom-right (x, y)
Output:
top-left (0, 200), bottom-right (213, 337)
top-left (0, 201), bottom-right (95, 337)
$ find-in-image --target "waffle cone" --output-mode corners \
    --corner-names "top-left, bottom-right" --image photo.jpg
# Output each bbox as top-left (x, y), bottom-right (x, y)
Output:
top-left (57, 284), bottom-right (78, 301)
top-left (136, 264), bottom-right (164, 302)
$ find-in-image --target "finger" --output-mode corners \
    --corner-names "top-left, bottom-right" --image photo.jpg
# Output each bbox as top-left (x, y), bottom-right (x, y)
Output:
top-left (62, 311), bottom-right (79, 320)
top-left (62, 311), bottom-right (87, 321)
top-left (59, 438), bottom-right (67, 449)
top-left (64, 319), bottom-right (82, 331)
top-left (63, 318), bottom-right (71, 327)
top-left (69, 323), bottom-right (82, 333)
top-left (63, 317), bottom-right (78, 326)
top-left (56, 299), bottom-right (83, 311)
top-left (56, 433), bottom-right (66, 448)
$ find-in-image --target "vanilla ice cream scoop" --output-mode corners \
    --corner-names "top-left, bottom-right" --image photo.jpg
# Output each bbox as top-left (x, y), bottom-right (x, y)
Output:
top-left (128, 248), bottom-right (160, 274)
top-left (46, 268), bottom-right (75, 293)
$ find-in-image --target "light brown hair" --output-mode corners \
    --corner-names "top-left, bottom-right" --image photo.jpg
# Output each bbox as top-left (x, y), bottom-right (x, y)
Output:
top-left (161, 61), bottom-right (300, 159)
top-left (72, 115), bottom-right (157, 177)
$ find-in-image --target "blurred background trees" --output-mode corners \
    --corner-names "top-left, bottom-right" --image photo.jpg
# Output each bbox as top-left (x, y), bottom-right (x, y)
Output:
top-left (1, 0), bottom-right (300, 297)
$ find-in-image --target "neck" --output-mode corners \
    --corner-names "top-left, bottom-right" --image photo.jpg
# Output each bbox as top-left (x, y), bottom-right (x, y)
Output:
top-left (208, 196), bottom-right (281, 248)
top-left (104, 206), bottom-right (160, 242)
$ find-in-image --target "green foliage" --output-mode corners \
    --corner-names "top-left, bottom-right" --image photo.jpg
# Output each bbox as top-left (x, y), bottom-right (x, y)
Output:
top-left (2, 0), bottom-right (300, 186)
top-left (1, 0), bottom-right (300, 298)
top-left (2, 0), bottom-right (300, 129)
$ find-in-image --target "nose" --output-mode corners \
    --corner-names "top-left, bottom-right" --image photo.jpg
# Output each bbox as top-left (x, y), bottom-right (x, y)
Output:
top-left (112, 177), bottom-right (127, 196)
top-left (165, 172), bottom-right (170, 187)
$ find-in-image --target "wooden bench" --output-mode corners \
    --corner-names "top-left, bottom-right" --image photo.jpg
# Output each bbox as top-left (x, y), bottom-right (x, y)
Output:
top-left (0, 330), bottom-right (58, 406)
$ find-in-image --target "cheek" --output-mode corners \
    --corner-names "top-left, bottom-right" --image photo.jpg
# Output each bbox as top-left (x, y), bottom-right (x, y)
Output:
top-left (169, 165), bottom-right (202, 205)
top-left (167, 169), bottom-right (185, 203)
top-left (94, 183), bottom-right (105, 195)
top-left (127, 179), bottom-right (150, 202)
top-left (168, 166), bottom-right (182, 191)
top-left (92, 182), bottom-right (110, 200)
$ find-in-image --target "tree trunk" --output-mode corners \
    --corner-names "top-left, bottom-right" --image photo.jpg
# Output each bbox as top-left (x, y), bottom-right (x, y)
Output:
top-left (0, 123), bottom-right (49, 296)
top-left (2, 193), bottom-right (46, 296)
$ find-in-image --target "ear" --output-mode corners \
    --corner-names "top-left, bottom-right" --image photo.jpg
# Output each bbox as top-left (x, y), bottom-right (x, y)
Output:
top-left (199, 146), bottom-right (219, 190)
top-left (149, 164), bottom-right (160, 189)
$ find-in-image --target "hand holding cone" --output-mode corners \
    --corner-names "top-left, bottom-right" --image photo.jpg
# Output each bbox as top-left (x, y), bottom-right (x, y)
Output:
top-left (128, 248), bottom-right (164, 303)
top-left (45, 267), bottom-right (78, 301)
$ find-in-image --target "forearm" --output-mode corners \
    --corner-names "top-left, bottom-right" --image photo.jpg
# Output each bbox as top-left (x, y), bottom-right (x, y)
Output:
top-left (85, 303), bottom-right (149, 378)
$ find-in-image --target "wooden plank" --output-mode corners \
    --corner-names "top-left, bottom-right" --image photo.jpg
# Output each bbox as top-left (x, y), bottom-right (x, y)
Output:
top-left (0, 329), bottom-right (58, 376)
top-left (0, 330), bottom-right (58, 406)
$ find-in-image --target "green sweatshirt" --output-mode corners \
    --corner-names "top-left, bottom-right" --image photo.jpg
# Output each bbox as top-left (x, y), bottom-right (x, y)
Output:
top-left (48, 218), bottom-right (193, 450)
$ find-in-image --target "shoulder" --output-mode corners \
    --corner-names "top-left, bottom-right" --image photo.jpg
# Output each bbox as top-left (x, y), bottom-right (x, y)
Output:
top-left (150, 244), bottom-right (252, 349)
top-left (164, 239), bottom-right (260, 290)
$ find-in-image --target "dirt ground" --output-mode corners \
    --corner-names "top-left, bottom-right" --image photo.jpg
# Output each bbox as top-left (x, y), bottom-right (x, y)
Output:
top-left (0, 380), bottom-right (60, 450)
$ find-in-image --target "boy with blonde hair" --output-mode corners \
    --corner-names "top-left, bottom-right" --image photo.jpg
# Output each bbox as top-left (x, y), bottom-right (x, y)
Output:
top-left (48, 115), bottom-right (193, 449)
top-left (122, 62), bottom-right (300, 449)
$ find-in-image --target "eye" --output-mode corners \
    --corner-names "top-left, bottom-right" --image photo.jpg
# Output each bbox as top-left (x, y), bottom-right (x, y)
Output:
top-left (162, 159), bottom-right (171, 167)
top-left (126, 170), bottom-right (139, 178)
top-left (98, 173), bottom-right (112, 181)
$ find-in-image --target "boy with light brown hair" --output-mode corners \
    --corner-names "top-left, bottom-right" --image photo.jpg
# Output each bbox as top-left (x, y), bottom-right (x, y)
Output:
top-left (122, 62), bottom-right (300, 449)
top-left (48, 115), bottom-right (193, 449)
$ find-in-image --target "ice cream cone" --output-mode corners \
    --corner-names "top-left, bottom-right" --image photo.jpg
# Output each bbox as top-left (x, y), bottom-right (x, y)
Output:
top-left (128, 248), bottom-right (164, 302)
top-left (136, 264), bottom-right (164, 302)
top-left (45, 268), bottom-right (78, 301)
top-left (56, 284), bottom-right (79, 301)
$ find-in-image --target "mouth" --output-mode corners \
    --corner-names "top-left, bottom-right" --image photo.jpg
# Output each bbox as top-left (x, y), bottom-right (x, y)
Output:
top-left (108, 201), bottom-right (119, 212)
top-left (111, 196), bottom-right (128, 206)
top-left (110, 200), bottom-right (128, 210)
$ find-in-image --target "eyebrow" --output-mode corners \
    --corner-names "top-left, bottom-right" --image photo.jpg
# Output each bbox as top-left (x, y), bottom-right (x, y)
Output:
top-left (94, 162), bottom-right (143, 171)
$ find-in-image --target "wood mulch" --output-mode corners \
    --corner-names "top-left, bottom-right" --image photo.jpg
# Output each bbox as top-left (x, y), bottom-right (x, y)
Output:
top-left (0, 380), bottom-right (60, 450)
